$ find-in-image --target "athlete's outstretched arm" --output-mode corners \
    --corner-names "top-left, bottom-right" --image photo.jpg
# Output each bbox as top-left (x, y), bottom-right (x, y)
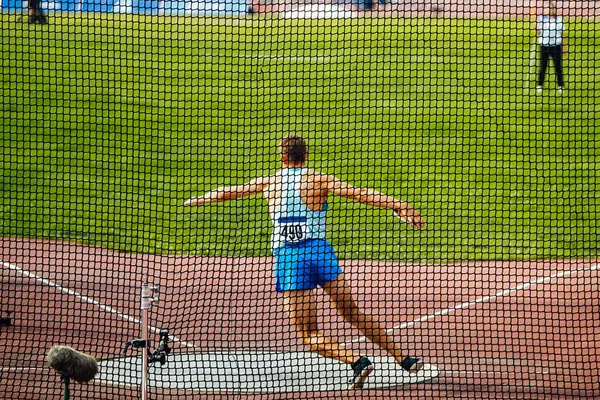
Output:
top-left (323, 175), bottom-right (425, 229)
top-left (183, 176), bottom-right (269, 206)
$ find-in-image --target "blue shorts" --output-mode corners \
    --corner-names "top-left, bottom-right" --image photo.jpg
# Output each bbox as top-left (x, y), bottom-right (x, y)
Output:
top-left (273, 239), bottom-right (342, 292)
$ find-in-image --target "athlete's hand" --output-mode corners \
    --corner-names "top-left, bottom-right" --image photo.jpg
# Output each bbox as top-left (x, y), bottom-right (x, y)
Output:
top-left (394, 209), bottom-right (425, 230)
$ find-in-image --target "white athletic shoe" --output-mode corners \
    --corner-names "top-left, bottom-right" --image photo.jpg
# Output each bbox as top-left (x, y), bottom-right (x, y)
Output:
top-left (536, 86), bottom-right (543, 93)
top-left (558, 87), bottom-right (564, 94)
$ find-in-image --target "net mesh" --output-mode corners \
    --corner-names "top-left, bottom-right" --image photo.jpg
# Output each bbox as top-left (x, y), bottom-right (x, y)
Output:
top-left (1, 0), bottom-right (599, 399)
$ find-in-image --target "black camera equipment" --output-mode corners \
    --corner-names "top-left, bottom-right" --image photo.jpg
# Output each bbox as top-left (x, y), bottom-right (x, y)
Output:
top-left (124, 329), bottom-right (170, 366)
top-left (0, 310), bottom-right (11, 326)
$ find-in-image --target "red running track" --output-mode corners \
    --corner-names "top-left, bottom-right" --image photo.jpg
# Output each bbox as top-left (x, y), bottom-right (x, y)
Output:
top-left (0, 237), bottom-right (598, 399)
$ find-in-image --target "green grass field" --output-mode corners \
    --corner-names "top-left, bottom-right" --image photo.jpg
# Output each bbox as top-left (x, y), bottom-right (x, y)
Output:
top-left (1, 14), bottom-right (598, 261)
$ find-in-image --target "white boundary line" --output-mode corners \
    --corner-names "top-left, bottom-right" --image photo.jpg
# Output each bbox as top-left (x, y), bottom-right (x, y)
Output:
top-left (443, 369), bottom-right (550, 376)
top-left (344, 263), bottom-right (599, 345)
top-left (0, 261), bottom-right (197, 349)
top-left (0, 367), bottom-right (48, 372)
top-left (202, 53), bottom-right (333, 62)
top-left (3, 260), bottom-right (597, 356)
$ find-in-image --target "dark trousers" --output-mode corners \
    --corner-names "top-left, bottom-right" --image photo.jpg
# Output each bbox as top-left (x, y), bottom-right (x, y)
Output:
top-left (28, 0), bottom-right (47, 23)
top-left (537, 45), bottom-right (564, 87)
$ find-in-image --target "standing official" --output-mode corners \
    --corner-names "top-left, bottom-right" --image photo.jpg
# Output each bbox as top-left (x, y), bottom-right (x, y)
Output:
top-left (536, 1), bottom-right (565, 93)
top-left (28, 0), bottom-right (48, 24)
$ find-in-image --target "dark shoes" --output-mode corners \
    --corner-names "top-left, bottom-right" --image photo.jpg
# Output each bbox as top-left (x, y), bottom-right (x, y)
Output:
top-left (349, 356), bottom-right (423, 389)
top-left (400, 356), bottom-right (424, 373)
top-left (350, 356), bottom-right (374, 389)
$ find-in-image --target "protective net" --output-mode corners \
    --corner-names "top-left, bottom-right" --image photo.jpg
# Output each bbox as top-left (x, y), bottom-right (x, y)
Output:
top-left (1, 0), bottom-right (599, 399)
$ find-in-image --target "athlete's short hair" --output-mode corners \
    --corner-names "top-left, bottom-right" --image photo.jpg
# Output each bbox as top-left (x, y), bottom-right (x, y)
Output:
top-left (280, 135), bottom-right (307, 163)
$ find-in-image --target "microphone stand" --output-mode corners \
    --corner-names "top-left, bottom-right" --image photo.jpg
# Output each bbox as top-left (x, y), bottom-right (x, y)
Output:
top-left (124, 284), bottom-right (169, 400)
top-left (140, 283), bottom-right (159, 400)
top-left (60, 375), bottom-right (70, 400)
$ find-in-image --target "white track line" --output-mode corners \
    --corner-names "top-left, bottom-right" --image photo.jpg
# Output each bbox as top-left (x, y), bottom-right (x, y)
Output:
top-left (344, 264), bottom-right (599, 345)
top-left (0, 367), bottom-right (47, 372)
top-left (0, 261), bottom-right (196, 349)
top-left (443, 369), bottom-right (550, 376)
top-left (4, 260), bottom-right (597, 352)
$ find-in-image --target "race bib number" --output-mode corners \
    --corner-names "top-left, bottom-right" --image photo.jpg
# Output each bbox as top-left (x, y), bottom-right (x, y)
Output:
top-left (277, 217), bottom-right (308, 244)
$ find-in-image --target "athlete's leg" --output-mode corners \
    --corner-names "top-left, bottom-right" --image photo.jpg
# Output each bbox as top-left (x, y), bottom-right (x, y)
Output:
top-left (322, 273), bottom-right (413, 366)
top-left (282, 288), bottom-right (357, 364)
top-left (282, 288), bottom-right (375, 388)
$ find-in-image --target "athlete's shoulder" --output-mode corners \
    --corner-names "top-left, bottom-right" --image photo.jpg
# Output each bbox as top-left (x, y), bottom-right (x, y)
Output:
top-left (302, 168), bottom-right (333, 182)
top-left (303, 168), bottom-right (323, 176)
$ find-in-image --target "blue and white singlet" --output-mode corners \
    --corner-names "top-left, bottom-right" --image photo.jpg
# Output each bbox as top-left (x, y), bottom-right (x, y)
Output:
top-left (270, 168), bottom-right (327, 250)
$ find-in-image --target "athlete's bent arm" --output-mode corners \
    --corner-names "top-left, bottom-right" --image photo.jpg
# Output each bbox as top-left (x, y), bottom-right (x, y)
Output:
top-left (323, 174), bottom-right (425, 229)
top-left (183, 177), bottom-right (269, 206)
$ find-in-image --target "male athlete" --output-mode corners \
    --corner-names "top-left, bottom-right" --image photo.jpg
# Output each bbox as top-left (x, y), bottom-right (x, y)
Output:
top-left (184, 135), bottom-right (425, 389)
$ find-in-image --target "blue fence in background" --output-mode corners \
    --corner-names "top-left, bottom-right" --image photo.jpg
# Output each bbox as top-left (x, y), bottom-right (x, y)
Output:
top-left (1, 0), bottom-right (248, 13)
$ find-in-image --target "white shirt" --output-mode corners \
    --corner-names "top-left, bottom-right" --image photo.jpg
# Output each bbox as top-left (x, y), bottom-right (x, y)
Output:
top-left (537, 15), bottom-right (565, 46)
